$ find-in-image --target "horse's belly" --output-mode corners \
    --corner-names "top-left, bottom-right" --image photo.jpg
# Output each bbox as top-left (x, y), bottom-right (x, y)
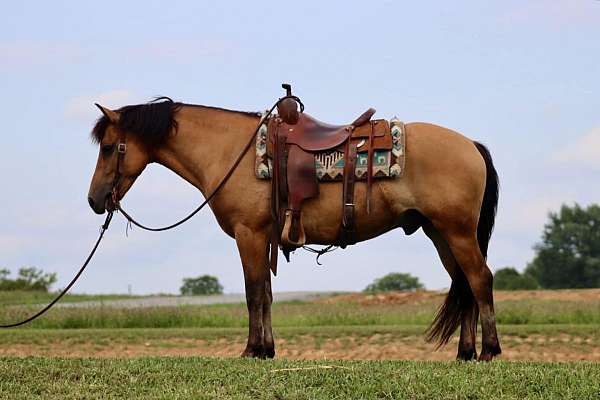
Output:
top-left (301, 179), bottom-right (414, 245)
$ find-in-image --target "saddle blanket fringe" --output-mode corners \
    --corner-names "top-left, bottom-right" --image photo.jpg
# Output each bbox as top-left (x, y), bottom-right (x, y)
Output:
top-left (255, 117), bottom-right (405, 181)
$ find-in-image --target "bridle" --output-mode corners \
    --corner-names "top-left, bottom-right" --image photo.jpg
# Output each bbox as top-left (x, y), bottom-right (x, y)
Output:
top-left (109, 131), bottom-right (128, 211)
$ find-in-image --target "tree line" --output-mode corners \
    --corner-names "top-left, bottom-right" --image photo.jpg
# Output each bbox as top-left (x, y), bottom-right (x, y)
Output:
top-left (2, 203), bottom-right (598, 294)
top-left (495, 203), bottom-right (600, 290)
top-left (366, 203), bottom-right (600, 292)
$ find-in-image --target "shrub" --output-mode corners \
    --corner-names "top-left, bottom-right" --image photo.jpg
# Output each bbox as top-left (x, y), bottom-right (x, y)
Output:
top-left (494, 267), bottom-right (539, 290)
top-left (364, 272), bottom-right (424, 293)
top-left (0, 267), bottom-right (57, 292)
top-left (180, 275), bottom-right (223, 296)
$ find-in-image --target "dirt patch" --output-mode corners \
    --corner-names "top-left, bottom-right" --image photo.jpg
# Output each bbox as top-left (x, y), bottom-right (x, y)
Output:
top-left (319, 290), bottom-right (445, 306)
top-left (320, 289), bottom-right (600, 306)
top-left (2, 334), bottom-right (599, 362)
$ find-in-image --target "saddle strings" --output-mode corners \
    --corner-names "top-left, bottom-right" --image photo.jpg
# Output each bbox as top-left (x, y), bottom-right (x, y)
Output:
top-left (301, 245), bottom-right (338, 265)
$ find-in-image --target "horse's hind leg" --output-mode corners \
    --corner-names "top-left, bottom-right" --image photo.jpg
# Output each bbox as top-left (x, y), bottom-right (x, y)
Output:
top-left (423, 223), bottom-right (478, 360)
top-left (458, 292), bottom-right (478, 360)
top-left (443, 228), bottom-right (501, 361)
top-left (235, 225), bottom-right (271, 358)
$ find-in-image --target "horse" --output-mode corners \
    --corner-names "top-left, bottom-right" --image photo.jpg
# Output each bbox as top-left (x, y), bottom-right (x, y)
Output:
top-left (87, 97), bottom-right (501, 361)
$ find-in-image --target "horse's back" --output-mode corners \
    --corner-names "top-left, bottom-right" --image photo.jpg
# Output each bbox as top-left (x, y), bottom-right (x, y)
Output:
top-left (300, 121), bottom-right (487, 244)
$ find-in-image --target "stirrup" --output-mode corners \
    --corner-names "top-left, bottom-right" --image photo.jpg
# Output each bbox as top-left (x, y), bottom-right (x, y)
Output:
top-left (281, 210), bottom-right (306, 247)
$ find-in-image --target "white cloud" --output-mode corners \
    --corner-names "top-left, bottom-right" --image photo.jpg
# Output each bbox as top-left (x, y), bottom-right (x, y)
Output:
top-left (0, 234), bottom-right (29, 257)
top-left (553, 126), bottom-right (600, 169)
top-left (65, 90), bottom-right (137, 122)
top-left (131, 39), bottom-right (230, 61)
top-left (502, 0), bottom-right (599, 28)
top-left (0, 42), bottom-right (85, 69)
top-left (497, 195), bottom-right (565, 234)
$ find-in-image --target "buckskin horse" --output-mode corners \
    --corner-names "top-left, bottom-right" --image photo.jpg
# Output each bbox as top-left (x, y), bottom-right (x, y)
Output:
top-left (87, 95), bottom-right (501, 361)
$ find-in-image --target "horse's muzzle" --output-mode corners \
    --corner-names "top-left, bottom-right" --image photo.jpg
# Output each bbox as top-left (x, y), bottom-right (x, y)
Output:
top-left (87, 193), bottom-right (109, 215)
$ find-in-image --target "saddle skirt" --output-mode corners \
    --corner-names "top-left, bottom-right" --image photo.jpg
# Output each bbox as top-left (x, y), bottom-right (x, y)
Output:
top-left (255, 116), bottom-right (406, 181)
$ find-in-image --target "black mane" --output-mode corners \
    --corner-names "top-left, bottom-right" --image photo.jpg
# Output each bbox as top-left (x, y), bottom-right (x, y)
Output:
top-left (91, 97), bottom-right (261, 147)
top-left (91, 97), bottom-right (181, 148)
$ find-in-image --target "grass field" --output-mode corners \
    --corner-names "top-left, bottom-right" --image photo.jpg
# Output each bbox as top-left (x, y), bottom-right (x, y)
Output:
top-left (1, 357), bottom-right (599, 399)
top-left (2, 289), bottom-right (600, 329)
top-left (1, 289), bottom-right (599, 398)
top-left (0, 291), bottom-right (139, 307)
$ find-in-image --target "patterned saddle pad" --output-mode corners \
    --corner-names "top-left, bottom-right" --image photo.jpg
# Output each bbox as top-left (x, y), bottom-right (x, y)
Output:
top-left (255, 117), bottom-right (406, 181)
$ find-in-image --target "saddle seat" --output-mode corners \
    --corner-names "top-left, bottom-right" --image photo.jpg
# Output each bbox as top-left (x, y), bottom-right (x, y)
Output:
top-left (286, 108), bottom-right (376, 152)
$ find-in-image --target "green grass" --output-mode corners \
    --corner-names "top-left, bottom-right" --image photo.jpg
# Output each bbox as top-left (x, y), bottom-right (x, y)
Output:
top-left (1, 357), bottom-right (599, 399)
top-left (0, 291), bottom-right (138, 306)
top-left (496, 299), bottom-right (600, 324)
top-left (2, 296), bottom-right (600, 329)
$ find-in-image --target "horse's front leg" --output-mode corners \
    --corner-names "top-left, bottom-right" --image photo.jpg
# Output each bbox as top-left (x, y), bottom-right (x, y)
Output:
top-left (262, 272), bottom-right (275, 358)
top-left (235, 225), bottom-right (270, 358)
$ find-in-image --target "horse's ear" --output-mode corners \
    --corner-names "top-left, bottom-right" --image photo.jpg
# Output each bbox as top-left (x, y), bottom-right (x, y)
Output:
top-left (95, 103), bottom-right (120, 124)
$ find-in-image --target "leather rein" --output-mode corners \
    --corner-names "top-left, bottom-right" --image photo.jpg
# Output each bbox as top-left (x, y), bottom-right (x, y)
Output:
top-left (0, 95), bottom-right (300, 328)
top-left (113, 97), bottom-right (301, 231)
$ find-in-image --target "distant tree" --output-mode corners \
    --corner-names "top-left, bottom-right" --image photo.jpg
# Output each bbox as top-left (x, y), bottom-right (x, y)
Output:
top-left (0, 269), bottom-right (9, 281)
top-left (364, 272), bottom-right (424, 293)
top-left (0, 267), bottom-right (57, 292)
top-left (494, 267), bottom-right (539, 290)
top-left (180, 275), bottom-right (223, 296)
top-left (525, 204), bottom-right (600, 289)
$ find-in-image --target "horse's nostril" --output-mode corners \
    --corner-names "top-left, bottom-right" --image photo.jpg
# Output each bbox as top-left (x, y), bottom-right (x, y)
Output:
top-left (88, 197), bottom-right (95, 209)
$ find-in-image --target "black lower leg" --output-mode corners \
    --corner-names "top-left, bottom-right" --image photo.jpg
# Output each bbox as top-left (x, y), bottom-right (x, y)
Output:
top-left (457, 302), bottom-right (478, 361)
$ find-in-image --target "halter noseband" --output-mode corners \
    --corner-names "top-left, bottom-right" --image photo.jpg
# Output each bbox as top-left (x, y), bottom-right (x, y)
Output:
top-left (111, 133), bottom-right (127, 207)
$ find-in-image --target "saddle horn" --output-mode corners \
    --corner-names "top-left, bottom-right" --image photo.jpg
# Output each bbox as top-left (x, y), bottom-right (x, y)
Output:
top-left (277, 83), bottom-right (300, 125)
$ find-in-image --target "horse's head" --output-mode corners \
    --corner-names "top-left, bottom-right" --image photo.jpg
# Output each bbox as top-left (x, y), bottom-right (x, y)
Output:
top-left (87, 104), bottom-right (151, 214)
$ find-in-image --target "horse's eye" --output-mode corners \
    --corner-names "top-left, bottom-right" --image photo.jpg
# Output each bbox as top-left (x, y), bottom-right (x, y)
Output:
top-left (101, 144), bottom-right (115, 155)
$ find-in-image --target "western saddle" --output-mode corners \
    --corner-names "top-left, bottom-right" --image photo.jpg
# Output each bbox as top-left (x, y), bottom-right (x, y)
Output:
top-left (268, 84), bottom-right (391, 273)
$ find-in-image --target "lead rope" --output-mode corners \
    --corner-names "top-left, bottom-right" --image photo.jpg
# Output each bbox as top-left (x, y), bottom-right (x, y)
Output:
top-left (0, 95), bottom-right (313, 328)
top-left (0, 211), bottom-right (114, 328)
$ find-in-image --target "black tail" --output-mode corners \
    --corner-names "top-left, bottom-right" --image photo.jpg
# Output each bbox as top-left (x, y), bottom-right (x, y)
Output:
top-left (426, 141), bottom-right (499, 347)
top-left (426, 268), bottom-right (475, 347)
top-left (472, 142), bottom-right (499, 258)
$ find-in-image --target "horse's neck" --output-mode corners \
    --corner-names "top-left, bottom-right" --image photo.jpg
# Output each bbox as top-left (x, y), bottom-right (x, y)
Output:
top-left (153, 106), bottom-right (260, 196)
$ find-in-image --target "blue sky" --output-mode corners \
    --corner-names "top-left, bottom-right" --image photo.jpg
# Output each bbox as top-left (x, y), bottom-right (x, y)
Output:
top-left (1, 1), bottom-right (599, 294)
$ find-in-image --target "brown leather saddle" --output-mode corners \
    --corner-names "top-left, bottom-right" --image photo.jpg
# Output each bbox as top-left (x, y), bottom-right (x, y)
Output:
top-left (267, 85), bottom-right (392, 273)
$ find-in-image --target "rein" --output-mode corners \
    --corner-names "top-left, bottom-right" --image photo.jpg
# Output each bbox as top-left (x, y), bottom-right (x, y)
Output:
top-left (114, 97), bottom-right (300, 231)
top-left (0, 93), bottom-right (306, 328)
top-left (0, 212), bottom-right (114, 328)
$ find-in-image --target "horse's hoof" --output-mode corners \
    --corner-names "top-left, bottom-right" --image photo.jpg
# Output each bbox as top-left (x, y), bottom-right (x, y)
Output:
top-left (456, 348), bottom-right (477, 361)
top-left (478, 343), bottom-right (501, 362)
top-left (478, 340), bottom-right (502, 361)
top-left (264, 345), bottom-right (275, 359)
top-left (241, 345), bottom-right (266, 359)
